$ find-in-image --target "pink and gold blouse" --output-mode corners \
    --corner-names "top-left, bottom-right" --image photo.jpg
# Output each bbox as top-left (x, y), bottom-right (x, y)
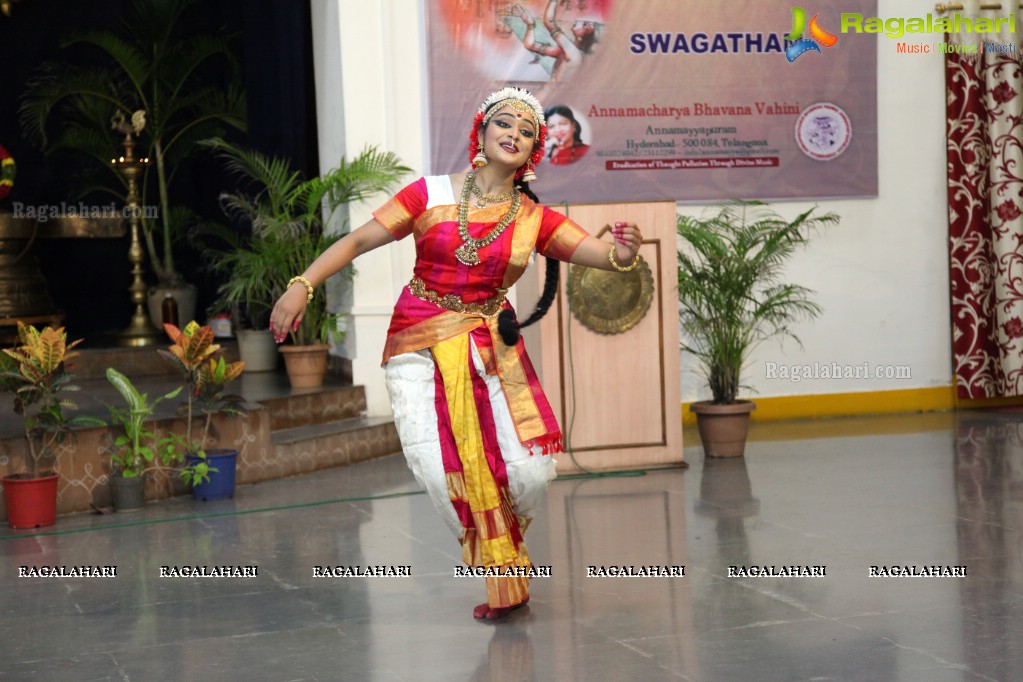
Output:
top-left (372, 175), bottom-right (588, 448)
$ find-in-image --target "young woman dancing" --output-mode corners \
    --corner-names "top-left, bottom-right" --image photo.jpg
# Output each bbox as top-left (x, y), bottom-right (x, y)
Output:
top-left (270, 87), bottom-right (642, 621)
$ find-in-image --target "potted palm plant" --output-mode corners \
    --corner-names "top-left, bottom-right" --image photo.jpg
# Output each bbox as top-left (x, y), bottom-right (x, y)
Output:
top-left (158, 321), bottom-right (246, 500)
top-left (677, 200), bottom-right (838, 457)
top-left (200, 139), bottom-right (409, 387)
top-left (0, 323), bottom-right (103, 528)
top-left (19, 0), bottom-right (246, 321)
top-left (104, 368), bottom-right (183, 512)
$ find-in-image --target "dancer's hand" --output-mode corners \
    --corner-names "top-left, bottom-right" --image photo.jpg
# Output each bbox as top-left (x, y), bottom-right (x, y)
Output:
top-left (269, 285), bottom-right (308, 343)
top-left (611, 221), bottom-right (642, 264)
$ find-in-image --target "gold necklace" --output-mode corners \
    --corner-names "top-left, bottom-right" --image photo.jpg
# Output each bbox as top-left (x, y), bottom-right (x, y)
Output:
top-left (470, 183), bottom-right (514, 209)
top-left (455, 171), bottom-right (520, 266)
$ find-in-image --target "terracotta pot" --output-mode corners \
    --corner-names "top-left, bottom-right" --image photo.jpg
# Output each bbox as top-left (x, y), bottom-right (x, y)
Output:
top-left (689, 400), bottom-right (756, 458)
top-left (279, 344), bottom-right (330, 388)
top-left (2, 472), bottom-right (59, 529)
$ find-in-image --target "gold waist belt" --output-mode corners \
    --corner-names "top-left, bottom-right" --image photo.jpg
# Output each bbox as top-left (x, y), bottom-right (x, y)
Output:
top-left (409, 277), bottom-right (507, 318)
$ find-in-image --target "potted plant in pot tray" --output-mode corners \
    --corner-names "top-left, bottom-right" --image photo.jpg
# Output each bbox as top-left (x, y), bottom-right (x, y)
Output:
top-left (677, 200), bottom-right (838, 457)
top-left (199, 139), bottom-right (409, 387)
top-left (158, 321), bottom-right (246, 500)
top-left (0, 323), bottom-right (104, 528)
top-left (104, 368), bottom-right (183, 512)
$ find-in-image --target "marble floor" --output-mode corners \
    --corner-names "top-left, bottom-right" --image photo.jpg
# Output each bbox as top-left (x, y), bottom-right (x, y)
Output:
top-left (1, 410), bottom-right (1021, 681)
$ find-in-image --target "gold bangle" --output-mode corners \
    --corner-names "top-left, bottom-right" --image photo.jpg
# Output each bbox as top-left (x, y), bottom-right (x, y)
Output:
top-left (608, 244), bottom-right (640, 272)
top-left (287, 276), bottom-right (314, 303)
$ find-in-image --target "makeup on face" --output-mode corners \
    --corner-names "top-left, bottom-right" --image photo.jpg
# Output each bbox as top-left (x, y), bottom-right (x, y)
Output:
top-left (485, 108), bottom-right (536, 162)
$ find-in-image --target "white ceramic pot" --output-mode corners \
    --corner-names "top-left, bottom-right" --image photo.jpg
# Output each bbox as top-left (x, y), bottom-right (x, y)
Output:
top-left (237, 329), bottom-right (279, 372)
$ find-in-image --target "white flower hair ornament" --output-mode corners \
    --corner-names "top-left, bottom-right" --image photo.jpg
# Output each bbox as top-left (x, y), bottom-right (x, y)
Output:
top-left (478, 87), bottom-right (547, 127)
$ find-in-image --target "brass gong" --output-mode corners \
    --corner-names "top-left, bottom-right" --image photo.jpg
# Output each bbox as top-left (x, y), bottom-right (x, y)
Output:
top-left (568, 254), bottom-right (654, 335)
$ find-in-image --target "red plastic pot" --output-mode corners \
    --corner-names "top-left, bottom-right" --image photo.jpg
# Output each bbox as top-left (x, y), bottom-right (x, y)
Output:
top-left (2, 472), bottom-right (59, 529)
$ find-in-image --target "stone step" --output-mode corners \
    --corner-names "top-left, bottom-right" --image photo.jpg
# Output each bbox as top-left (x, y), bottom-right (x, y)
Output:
top-left (259, 384), bottom-right (368, 431)
top-left (40, 342), bottom-right (362, 430)
top-left (271, 416), bottom-right (397, 445)
top-left (262, 417), bottom-right (402, 481)
top-left (0, 367), bottom-right (363, 440)
top-left (69, 341), bottom-right (241, 380)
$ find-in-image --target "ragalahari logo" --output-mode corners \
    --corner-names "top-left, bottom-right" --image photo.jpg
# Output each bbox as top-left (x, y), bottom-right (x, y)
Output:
top-left (786, 7), bottom-right (839, 62)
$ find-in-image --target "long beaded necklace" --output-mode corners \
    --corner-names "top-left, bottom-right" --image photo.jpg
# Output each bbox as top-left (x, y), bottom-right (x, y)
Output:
top-left (455, 171), bottom-right (520, 266)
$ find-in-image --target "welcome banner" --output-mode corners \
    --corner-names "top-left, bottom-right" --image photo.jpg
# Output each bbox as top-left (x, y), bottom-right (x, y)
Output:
top-left (425, 0), bottom-right (878, 203)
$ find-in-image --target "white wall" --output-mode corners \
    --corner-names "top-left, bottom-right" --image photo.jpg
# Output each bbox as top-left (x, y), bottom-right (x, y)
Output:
top-left (314, 0), bottom-right (953, 415)
top-left (312, 0), bottom-right (425, 416)
top-left (682, 0), bottom-right (952, 402)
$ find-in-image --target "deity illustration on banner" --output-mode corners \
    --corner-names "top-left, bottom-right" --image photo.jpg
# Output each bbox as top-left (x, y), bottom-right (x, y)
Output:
top-left (436, 0), bottom-right (613, 84)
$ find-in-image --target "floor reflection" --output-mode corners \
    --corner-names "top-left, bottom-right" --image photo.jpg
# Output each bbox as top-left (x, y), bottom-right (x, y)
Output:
top-left (696, 455), bottom-right (759, 556)
top-left (470, 623), bottom-right (536, 681)
top-left (955, 412), bottom-right (1023, 682)
top-left (543, 471), bottom-right (697, 680)
top-left (6, 413), bottom-right (1023, 680)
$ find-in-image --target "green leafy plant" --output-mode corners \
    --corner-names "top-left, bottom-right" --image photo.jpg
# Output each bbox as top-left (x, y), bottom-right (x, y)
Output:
top-left (0, 323), bottom-right (104, 478)
top-left (676, 200), bottom-right (839, 404)
top-left (19, 0), bottom-right (246, 285)
top-left (157, 321), bottom-right (246, 485)
top-left (104, 368), bottom-right (183, 481)
top-left (199, 140), bottom-right (409, 341)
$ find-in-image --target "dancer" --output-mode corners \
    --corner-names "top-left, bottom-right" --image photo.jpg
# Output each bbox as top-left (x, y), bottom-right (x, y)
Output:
top-left (269, 87), bottom-right (642, 621)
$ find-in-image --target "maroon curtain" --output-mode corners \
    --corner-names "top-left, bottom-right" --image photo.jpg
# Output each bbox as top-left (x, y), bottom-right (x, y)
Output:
top-left (947, 40), bottom-right (1023, 399)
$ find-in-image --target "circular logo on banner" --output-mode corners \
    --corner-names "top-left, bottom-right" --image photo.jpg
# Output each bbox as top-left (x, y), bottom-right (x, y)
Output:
top-left (795, 103), bottom-right (851, 161)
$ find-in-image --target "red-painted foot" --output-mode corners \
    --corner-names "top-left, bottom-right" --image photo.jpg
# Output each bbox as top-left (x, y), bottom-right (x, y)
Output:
top-left (473, 596), bottom-right (530, 621)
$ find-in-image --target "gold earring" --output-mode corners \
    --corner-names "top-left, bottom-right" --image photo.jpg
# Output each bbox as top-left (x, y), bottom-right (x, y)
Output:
top-left (472, 135), bottom-right (488, 168)
top-left (522, 163), bottom-right (537, 183)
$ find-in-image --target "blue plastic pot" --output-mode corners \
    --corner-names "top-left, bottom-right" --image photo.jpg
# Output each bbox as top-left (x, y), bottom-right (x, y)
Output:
top-left (186, 448), bottom-right (239, 501)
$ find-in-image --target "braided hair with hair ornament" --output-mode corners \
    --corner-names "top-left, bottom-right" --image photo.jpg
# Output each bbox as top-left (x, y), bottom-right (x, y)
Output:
top-left (497, 182), bottom-right (561, 347)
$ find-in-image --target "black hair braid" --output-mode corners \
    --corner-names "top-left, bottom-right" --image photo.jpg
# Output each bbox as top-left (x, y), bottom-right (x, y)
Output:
top-left (497, 181), bottom-right (561, 346)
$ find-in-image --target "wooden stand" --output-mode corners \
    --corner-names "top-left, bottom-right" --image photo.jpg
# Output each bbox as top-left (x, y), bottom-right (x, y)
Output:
top-left (523, 201), bottom-right (683, 473)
